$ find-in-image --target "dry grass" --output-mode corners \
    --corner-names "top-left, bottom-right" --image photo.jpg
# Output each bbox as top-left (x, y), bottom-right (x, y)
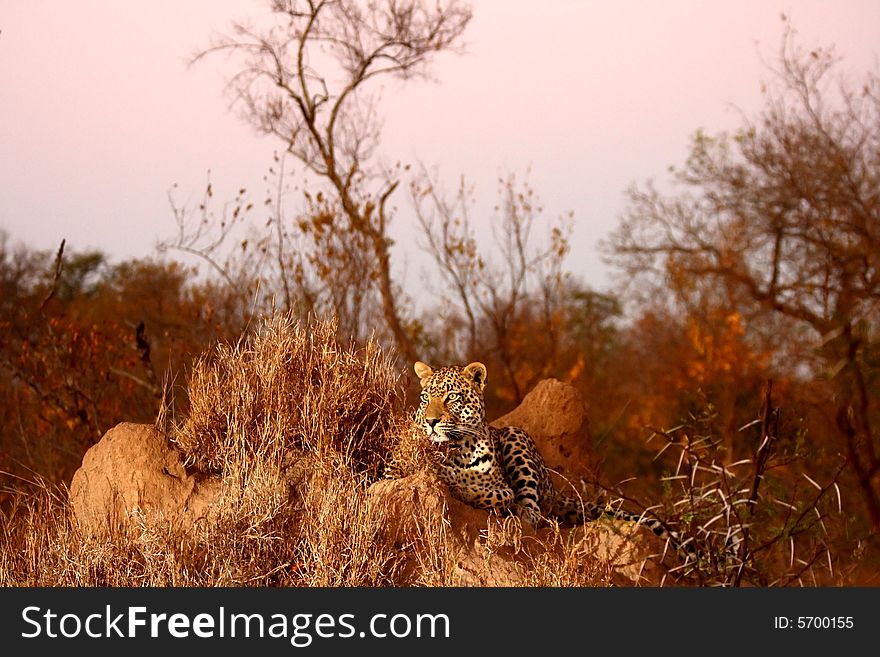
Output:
top-left (0, 469), bottom-right (403, 586)
top-left (0, 315), bottom-right (613, 586)
top-left (175, 315), bottom-right (402, 479)
top-left (0, 315), bottom-right (765, 587)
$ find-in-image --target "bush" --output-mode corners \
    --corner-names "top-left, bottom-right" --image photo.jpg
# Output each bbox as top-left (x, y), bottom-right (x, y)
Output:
top-left (174, 314), bottom-right (404, 480)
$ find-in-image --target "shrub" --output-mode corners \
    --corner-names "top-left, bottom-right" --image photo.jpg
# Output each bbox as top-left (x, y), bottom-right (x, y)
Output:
top-left (174, 314), bottom-right (403, 480)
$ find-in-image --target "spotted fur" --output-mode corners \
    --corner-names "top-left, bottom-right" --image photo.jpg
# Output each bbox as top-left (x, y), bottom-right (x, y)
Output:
top-left (412, 360), bottom-right (679, 541)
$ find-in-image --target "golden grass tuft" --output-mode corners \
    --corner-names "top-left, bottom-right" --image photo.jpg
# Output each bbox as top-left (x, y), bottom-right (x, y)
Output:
top-left (175, 314), bottom-right (403, 479)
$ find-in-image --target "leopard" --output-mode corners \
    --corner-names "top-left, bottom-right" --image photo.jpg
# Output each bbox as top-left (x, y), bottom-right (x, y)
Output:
top-left (410, 360), bottom-right (681, 543)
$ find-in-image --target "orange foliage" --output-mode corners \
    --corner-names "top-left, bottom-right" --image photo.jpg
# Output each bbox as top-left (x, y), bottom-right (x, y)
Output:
top-left (685, 311), bottom-right (769, 384)
top-left (604, 303), bottom-right (775, 468)
top-left (0, 249), bottom-right (236, 485)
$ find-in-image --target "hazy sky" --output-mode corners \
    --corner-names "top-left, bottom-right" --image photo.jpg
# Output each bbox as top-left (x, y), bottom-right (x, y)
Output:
top-left (2, 1), bottom-right (878, 290)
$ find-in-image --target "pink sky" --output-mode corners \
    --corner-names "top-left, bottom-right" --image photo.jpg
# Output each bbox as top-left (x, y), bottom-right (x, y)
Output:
top-left (1, 1), bottom-right (878, 289)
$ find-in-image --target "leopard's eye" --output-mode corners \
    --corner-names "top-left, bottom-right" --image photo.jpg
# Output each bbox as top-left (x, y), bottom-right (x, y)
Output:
top-left (446, 392), bottom-right (460, 403)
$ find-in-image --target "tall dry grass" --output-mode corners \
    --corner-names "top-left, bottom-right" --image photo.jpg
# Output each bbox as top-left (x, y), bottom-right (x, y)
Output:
top-left (1, 315), bottom-right (615, 586)
top-left (21, 314), bottom-right (807, 587)
top-left (1, 315), bottom-right (408, 585)
top-left (175, 315), bottom-right (402, 479)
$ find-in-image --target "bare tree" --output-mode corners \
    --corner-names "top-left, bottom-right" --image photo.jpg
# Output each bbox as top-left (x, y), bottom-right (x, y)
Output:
top-left (192, 0), bottom-right (472, 362)
top-left (161, 155), bottom-right (373, 338)
top-left (412, 166), bottom-right (573, 402)
top-left (606, 24), bottom-right (880, 529)
top-left (162, 176), bottom-right (262, 330)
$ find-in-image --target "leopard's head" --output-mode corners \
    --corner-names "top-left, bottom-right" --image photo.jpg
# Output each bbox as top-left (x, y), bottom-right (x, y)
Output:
top-left (413, 361), bottom-right (488, 443)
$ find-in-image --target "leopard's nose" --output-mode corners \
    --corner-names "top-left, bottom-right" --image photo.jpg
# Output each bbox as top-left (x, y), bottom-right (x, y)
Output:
top-left (426, 418), bottom-right (440, 430)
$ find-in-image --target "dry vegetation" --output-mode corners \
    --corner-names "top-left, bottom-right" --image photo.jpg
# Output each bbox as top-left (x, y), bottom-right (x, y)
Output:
top-left (1, 4), bottom-right (877, 586)
top-left (174, 316), bottom-right (402, 478)
top-left (0, 316), bottom-right (620, 587)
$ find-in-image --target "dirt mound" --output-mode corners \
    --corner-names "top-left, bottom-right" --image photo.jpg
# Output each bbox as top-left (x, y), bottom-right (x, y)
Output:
top-left (69, 422), bottom-right (220, 538)
top-left (492, 378), bottom-right (595, 494)
top-left (367, 471), bottom-right (667, 586)
top-left (67, 380), bottom-right (668, 585)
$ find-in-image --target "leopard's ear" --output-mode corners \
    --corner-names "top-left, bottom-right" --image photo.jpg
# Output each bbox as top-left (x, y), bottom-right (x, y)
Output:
top-left (414, 361), bottom-right (434, 386)
top-left (463, 362), bottom-right (488, 390)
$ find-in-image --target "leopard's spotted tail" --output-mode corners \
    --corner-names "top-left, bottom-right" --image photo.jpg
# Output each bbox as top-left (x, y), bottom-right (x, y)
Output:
top-left (552, 495), bottom-right (692, 555)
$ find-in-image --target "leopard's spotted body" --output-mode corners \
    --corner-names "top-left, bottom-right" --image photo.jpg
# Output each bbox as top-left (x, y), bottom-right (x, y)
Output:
top-left (411, 360), bottom-right (677, 539)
